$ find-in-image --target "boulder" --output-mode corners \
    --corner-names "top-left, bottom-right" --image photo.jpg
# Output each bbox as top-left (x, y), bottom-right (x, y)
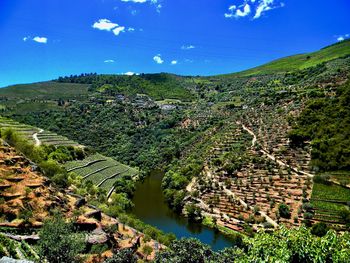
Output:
top-left (85, 210), bottom-right (102, 221)
top-left (87, 228), bottom-right (108, 245)
top-left (0, 257), bottom-right (33, 263)
top-left (75, 198), bottom-right (86, 208)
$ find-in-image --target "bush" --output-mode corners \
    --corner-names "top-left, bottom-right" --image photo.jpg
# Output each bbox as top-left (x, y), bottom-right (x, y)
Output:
top-left (39, 159), bottom-right (63, 177)
top-left (339, 207), bottom-right (350, 223)
top-left (103, 249), bottom-right (137, 263)
top-left (185, 204), bottom-right (202, 222)
top-left (311, 222), bottom-right (329, 237)
top-left (38, 215), bottom-right (85, 263)
top-left (155, 238), bottom-right (215, 263)
top-left (313, 174), bottom-right (331, 185)
top-left (278, 203), bottom-right (291, 219)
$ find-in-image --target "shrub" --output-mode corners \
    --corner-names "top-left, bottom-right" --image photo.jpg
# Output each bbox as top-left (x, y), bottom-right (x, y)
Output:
top-left (103, 249), bottom-right (137, 263)
top-left (278, 203), bottom-right (291, 219)
top-left (38, 215), bottom-right (85, 263)
top-left (311, 222), bottom-right (329, 237)
top-left (313, 174), bottom-right (331, 185)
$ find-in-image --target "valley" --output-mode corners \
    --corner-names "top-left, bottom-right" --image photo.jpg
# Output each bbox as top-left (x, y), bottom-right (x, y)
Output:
top-left (0, 40), bottom-right (350, 262)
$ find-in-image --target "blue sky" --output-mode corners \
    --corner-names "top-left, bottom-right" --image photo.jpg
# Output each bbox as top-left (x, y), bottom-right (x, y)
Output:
top-left (0, 0), bottom-right (349, 87)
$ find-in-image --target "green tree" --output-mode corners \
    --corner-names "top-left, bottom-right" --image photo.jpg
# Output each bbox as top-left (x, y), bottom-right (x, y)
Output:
top-left (155, 238), bottom-right (215, 263)
top-left (278, 203), bottom-right (291, 219)
top-left (38, 215), bottom-right (85, 263)
top-left (311, 222), bottom-right (329, 237)
top-left (142, 245), bottom-right (153, 260)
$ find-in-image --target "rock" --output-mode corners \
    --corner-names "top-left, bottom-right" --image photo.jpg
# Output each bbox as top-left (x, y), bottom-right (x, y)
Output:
top-left (2, 233), bottom-right (39, 243)
top-left (87, 228), bottom-right (108, 244)
top-left (85, 210), bottom-right (102, 221)
top-left (74, 217), bottom-right (99, 231)
top-left (75, 198), bottom-right (86, 208)
top-left (0, 257), bottom-right (33, 263)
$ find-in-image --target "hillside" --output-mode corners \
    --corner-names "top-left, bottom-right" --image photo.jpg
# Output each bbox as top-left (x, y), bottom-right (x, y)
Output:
top-left (0, 81), bottom-right (90, 99)
top-left (0, 139), bottom-right (165, 262)
top-left (0, 41), bottom-right (349, 261)
top-left (224, 39), bottom-right (350, 77)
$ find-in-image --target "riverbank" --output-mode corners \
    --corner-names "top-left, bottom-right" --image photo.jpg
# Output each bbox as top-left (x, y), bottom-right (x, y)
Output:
top-left (131, 170), bottom-right (238, 251)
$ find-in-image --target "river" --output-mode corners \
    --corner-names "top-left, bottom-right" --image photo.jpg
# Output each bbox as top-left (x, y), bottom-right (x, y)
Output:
top-left (131, 170), bottom-right (235, 251)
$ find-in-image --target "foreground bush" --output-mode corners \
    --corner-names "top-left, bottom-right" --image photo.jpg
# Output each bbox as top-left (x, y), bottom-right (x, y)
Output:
top-left (156, 227), bottom-right (350, 263)
top-left (38, 215), bottom-right (85, 263)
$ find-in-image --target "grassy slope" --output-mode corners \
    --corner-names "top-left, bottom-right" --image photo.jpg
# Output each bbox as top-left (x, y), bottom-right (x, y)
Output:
top-left (0, 81), bottom-right (90, 99)
top-left (223, 39), bottom-right (350, 77)
top-left (1, 41), bottom-right (348, 100)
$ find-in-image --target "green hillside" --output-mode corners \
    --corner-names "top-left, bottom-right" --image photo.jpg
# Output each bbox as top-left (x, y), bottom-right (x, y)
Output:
top-left (227, 39), bottom-right (350, 77)
top-left (0, 81), bottom-right (90, 99)
top-left (55, 73), bottom-right (195, 101)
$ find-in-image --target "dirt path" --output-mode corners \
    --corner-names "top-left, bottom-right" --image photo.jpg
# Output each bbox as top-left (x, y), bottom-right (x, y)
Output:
top-left (32, 129), bottom-right (44, 146)
top-left (241, 123), bottom-right (257, 147)
top-left (186, 177), bottom-right (197, 192)
top-left (205, 165), bottom-right (279, 228)
top-left (240, 122), bottom-right (314, 178)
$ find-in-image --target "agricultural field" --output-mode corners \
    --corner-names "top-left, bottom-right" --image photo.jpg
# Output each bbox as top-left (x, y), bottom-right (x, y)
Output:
top-left (185, 119), bottom-right (313, 234)
top-left (0, 234), bottom-right (39, 261)
top-left (0, 117), bottom-right (80, 147)
top-left (311, 182), bottom-right (350, 230)
top-left (0, 116), bottom-right (39, 142)
top-left (0, 81), bottom-right (90, 100)
top-left (65, 154), bottom-right (139, 195)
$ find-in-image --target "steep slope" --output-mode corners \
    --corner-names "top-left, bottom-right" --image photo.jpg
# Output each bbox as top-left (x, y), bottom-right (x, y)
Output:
top-left (0, 81), bottom-right (90, 99)
top-left (224, 39), bottom-right (350, 77)
top-left (0, 139), bottom-right (165, 262)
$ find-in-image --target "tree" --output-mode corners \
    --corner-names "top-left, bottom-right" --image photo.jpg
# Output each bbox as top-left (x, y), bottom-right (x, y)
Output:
top-left (155, 238), bottom-right (215, 263)
top-left (278, 203), bottom-right (291, 219)
top-left (311, 222), bottom-right (329, 237)
top-left (142, 245), bottom-right (153, 260)
top-left (38, 215), bottom-right (85, 263)
top-left (104, 249), bottom-right (137, 263)
top-left (185, 204), bottom-right (202, 222)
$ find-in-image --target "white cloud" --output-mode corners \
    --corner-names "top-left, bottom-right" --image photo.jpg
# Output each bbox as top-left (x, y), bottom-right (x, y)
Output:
top-left (121, 0), bottom-right (147, 3)
top-left (33, 36), bottom-right (48, 44)
top-left (128, 27), bottom-right (135, 32)
top-left (181, 45), bottom-right (195, 50)
top-left (112, 26), bottom-right (126, 35)
top-left (121, 0), bottom-right (161, 12)
top-left (92, 19), bottom-right (119, 31)
top-left (236, 4), bottom-right (251, 17)
top-left (254, 0), bottom-right (273, 19)
top-left (155, 4), bottom-right (162, 13)
top-left (104, 60), bottom-right (115, 63)
top-left (225, 0), bottom-right (284, 19)
top-left (23, 37), bottom-right (29, 42)
top-left (171, 60), bottom-right (178, 65)
top-left (337, 34), bottom-right (349, 42)
top-left (225, 3), bottom-right (251, 18)
top-left (124, 71), bottom-right (137, 75)
top-left (153, 54), bottom-right (164, 64)
top-left (92, 19), bottom-right (131, 37)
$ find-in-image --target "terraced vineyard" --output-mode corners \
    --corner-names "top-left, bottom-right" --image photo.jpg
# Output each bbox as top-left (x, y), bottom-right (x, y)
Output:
top-left (311, 183), bottom-right (350, 231)
top-left (65, 154), bottom-right (139, 196)
top-left (187, 121), bottom-right (313, 233)
top-left (36, 131), bottom-right (79, 146)
top-left (0, 116), bottom-right (39, 142)
top-left (0, 116), bottom-right (80, 147)
top-left (0, 233), bottom-right (39, 261)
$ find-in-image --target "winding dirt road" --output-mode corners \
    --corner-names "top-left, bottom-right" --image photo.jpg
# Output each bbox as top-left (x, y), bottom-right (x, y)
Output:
top-left (32, 129), bottom-right (44, 146)
top-left (239, 121), bottom-right (314, 178)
